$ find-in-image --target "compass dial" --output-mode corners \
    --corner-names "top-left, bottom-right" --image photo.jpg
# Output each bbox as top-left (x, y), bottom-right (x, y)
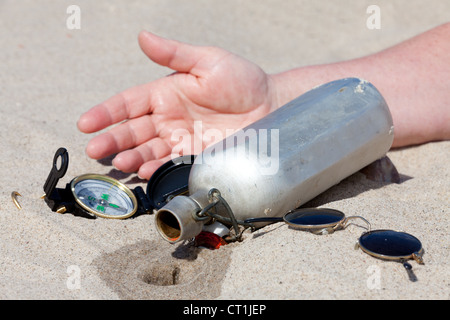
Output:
top-left (70, 174), bottom-right (138, 219)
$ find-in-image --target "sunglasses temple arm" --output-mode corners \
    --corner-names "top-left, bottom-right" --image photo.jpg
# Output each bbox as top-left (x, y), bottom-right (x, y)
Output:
top-left (343, 216), bottom-right (372, 231)
top-left (402, 260), bottom-right (418, 282)
top-left (243, 217), bottom-right (284, 224)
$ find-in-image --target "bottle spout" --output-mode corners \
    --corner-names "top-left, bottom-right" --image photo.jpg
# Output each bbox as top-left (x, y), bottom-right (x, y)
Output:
top-left (155, 195), bottom-right (205, 243)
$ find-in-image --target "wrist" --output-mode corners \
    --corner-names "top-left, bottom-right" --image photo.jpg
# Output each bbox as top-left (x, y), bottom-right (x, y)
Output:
top-left (269, 68), bottom-right (313, 109)
top-left (269, 59), bottom-right (370, 110)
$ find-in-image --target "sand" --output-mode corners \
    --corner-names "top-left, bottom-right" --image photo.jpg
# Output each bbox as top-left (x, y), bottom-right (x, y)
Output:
top-left (0, 0), bottom-right (449, 300)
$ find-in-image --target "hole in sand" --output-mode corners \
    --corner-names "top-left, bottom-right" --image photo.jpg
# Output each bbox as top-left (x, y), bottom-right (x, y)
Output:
top-left (93, 240), bottom-right (233, 299)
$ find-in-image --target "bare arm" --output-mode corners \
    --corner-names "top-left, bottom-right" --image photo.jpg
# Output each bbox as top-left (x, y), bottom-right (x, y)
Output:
top-left (271, 22), bottom-right (450, 147)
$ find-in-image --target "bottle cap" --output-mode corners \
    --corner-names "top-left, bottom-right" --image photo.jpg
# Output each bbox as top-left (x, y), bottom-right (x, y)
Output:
top-left (202, 221), bottom-right (230, 237)
top-left (195, 231), bottom-right (227, 250)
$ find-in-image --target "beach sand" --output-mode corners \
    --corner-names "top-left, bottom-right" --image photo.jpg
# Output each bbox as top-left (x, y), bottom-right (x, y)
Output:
top-left (0, 0), bottom-right (449, 300)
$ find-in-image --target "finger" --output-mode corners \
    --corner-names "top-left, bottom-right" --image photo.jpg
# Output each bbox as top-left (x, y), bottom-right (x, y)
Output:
top-left (137, 156), bottom-right (173, 180)
top-left (77, 83), bottom-right (153, 133)
top-left (138, 30), bottom-right (222, 75)
top-left (112, 138), bottom-right (172, 175)
top-left (85, 115), bottom-right (156, 159)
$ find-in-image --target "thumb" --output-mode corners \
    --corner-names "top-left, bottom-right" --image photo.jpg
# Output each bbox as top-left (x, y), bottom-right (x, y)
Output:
top-left (138, 30), bottom-right (210, 74)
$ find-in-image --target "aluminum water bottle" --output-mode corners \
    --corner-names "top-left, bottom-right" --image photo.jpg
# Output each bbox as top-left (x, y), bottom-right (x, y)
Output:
top-left (155, 78), bottom-right (394, 243)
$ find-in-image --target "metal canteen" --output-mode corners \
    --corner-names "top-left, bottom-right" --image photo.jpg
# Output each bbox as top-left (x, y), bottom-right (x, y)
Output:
top-left (155, 78), bottom-right (394, 243)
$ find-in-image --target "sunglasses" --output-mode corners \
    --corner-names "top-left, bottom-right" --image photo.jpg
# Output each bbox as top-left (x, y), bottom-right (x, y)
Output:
top-left (244, 208), bottom-right (424, 282)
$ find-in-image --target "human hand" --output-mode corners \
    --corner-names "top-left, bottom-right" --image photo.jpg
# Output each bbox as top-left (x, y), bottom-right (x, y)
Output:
top-left (77, 31), bottom-right (277, 179)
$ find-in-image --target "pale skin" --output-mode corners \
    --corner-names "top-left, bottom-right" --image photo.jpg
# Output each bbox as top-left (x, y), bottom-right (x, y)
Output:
top-left (77, 23), bottom-right (450, 180)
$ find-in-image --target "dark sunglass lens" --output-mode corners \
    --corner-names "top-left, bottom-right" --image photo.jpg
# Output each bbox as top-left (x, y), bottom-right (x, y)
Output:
top-left (359, 230), bottom-right (422, 257)
top-left (285, 209), bottom-right (344, 226)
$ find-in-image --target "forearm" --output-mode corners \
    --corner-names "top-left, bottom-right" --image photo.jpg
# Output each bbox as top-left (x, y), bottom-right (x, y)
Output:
top-left (270, 22), bottom-right (450, 147)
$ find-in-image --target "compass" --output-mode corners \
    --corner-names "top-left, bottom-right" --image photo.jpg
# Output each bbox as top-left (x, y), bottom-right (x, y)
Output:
top-left (42, 148), bottom-right (193, 219)
top-left (70, 174), bottom-right (138, 219)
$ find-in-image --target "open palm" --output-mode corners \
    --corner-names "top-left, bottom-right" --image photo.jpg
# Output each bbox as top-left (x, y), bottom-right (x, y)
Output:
top-left (77, 31), bottom-right (277, 179)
